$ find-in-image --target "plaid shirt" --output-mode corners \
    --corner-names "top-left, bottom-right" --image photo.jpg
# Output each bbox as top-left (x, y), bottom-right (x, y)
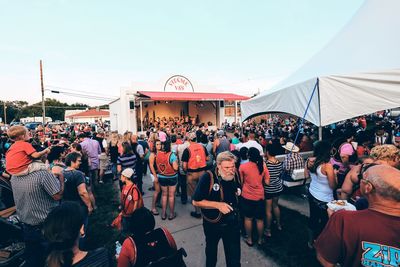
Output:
top-left (283, 153), bottom-right (304, 176)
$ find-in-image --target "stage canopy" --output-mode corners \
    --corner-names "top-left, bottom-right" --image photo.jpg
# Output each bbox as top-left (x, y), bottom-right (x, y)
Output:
top-left (241, 0), bottom-right (400, 127)
top-left (137, 91), bottom-right (249, 101)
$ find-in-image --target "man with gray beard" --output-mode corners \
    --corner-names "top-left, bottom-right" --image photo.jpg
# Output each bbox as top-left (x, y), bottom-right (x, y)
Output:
top-left (193, 151), bottom-right (241, 267)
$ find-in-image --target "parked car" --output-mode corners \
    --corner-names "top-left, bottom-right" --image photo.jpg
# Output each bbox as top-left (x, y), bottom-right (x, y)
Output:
top-left (24, 122), bottom-right (42, 130)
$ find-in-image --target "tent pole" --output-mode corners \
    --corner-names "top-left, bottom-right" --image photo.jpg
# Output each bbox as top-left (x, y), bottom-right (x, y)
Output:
top-left (291, 79), bottom-right (319, 154)
top-left (319, 126), bottom-right (322, 141)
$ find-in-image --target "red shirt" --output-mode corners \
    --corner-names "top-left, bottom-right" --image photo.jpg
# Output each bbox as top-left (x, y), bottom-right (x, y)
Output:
top-left (5, 141), bottom-right (36, 175)
top-left (239, 162), bottom-right (269, 201)
top-left (120, 184), bottom-right (140, 216)
top-left (315, 209), bottom-right (400, 267)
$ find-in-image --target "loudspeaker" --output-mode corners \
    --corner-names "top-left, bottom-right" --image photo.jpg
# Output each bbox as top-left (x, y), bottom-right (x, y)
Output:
top-left (129, 100), bottom-right (135, 109)
top-left (220, 101), bottom-right (225, 108)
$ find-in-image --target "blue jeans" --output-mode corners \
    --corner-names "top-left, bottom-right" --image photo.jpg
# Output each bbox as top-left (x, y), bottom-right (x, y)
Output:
top-left (79, 213), bottom-right (89, 250)
top-left (111, 162), bottom-right (118, 178)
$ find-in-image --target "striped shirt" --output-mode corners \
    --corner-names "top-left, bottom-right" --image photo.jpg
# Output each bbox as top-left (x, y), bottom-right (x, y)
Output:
top-left (264, 160), bottom-right (284, 194)
top-left (11, 170), bottom-right (60, 225)
top-left (117, 153), bottom-right (137, 177)
top-left (72, 248), bottom-right (111, 267)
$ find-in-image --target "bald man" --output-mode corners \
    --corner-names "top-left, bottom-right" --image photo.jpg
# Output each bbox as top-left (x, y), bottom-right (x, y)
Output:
top-left (315, 165), bottom-right (400, 267)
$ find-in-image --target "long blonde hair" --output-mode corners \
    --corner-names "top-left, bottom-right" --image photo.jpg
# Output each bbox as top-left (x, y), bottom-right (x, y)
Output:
top-left (110, 132), bottom-right (119, 146)
top-left (123, 131), bottom-right (132, 143)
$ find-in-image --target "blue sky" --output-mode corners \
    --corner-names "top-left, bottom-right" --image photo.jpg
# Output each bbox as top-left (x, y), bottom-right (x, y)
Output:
top-left (0, 0), bottom-right (364, 105)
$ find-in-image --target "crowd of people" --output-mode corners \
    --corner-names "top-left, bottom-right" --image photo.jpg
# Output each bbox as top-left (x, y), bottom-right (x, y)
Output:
top-left (0, 112), bottom-right (399, 267)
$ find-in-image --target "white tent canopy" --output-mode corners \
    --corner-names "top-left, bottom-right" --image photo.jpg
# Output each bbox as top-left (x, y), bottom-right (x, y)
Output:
top-left (241, 0), bottom-right (400, 127)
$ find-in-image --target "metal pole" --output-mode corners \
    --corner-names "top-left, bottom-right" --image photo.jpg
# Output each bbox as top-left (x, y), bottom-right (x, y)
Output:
top-left (40, 60), bottom-right (45, 124)
top-left (140, 100), bottom-right (143, 132)
top-left (234, 100), bottom-right (238, 124)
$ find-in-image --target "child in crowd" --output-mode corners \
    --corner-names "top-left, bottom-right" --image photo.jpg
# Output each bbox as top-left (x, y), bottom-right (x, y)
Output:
top-left (5, 125), bottom-right (50, 176)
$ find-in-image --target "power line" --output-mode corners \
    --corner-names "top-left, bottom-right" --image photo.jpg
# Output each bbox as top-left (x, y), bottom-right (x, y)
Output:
top-left (29, 105), bottom-right (93, 109)
top-left (46, 85), bottom-right (118, 98)
top-left (46, 89), bottom-right (116, 101)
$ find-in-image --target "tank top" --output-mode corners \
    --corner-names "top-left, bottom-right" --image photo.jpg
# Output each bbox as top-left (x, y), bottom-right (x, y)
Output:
top-left (309, 165), bottom-right (334, 203)
top-left (216, 137), bottom-right (230, 156)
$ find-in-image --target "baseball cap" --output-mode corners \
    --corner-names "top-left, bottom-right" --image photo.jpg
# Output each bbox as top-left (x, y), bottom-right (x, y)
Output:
top-left (121, 168), bottom-right (134, 178)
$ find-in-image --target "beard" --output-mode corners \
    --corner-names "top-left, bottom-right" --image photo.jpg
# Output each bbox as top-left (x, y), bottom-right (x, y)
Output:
top-left (220, 171), bottom-right (235, 181)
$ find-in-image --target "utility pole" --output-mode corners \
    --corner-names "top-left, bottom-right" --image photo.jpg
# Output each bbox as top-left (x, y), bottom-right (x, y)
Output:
top-left (40, 60), bottom-right (45, 124)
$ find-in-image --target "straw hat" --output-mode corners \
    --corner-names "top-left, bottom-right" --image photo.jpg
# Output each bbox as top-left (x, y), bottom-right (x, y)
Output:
top-left (282, 142), bottom-right (300, 153)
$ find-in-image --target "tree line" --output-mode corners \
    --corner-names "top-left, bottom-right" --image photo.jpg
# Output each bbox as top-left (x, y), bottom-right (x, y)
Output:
top-left (0, 98), bottom-right (107, 123)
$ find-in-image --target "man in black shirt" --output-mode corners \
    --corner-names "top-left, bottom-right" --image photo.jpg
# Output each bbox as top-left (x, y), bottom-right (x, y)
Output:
top-left (192, 151), bottom-right (241, 267)
top-left (63, 152), bottom-right (93, 216)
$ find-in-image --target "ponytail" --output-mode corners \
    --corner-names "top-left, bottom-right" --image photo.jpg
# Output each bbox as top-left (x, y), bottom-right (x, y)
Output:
top-left (46, 246), bottom-right (74, 267)
top-left (248, 147), bottom-right (263, 175)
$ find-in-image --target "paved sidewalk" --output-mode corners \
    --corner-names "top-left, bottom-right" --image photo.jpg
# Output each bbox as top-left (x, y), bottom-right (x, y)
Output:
top-left (141, 173), bottom-right (280, 267)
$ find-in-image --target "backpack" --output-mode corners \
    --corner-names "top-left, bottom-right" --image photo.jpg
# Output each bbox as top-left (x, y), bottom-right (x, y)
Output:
top-left (128, 228), bottom-right (187, 267)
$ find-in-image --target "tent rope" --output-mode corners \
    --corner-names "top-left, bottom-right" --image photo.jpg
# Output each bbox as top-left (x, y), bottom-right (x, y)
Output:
top-left (290, 78), bottom-right (319, 155)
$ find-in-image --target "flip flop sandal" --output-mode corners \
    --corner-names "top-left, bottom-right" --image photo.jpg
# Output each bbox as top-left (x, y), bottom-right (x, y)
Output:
top-left (168, 213), bottom-right (177, 220)
top-left (151, 209), bottom-right (159, 216)
top-left (244, 239), bottom-right (254, 247)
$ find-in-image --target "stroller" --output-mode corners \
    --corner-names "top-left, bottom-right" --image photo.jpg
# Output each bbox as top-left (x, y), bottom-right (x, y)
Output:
top-left (0, 176), bottom-right (25, 267)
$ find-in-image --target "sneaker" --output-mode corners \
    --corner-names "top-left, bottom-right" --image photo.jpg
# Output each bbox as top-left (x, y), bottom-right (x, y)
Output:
top-left (148, 186), bottom-right (155, 191)
top-left (99, 180), bottom-right (104, 184)
top-left (190, 211), bottom-right (201, 219)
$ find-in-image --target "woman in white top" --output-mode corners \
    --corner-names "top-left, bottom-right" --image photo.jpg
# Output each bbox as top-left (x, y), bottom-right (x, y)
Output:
top-left (304, 140), bottom-right (337, 248)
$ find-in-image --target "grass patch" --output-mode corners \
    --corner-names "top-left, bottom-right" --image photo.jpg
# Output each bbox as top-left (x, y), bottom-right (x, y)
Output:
top-left (259, 206), bottom-right (321, 267)
top-left (85, 182), bottom-right (121, 266)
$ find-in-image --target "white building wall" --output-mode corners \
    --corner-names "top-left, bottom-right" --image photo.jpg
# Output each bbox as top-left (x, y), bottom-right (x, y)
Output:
top-left (118, 88), bottom-right (138, 134)
top-left (109, 99), bottom-right (121, 132)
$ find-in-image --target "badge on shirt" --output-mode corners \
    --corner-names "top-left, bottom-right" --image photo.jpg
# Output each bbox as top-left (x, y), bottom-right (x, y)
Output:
top-left (213, 183), bottom-right (220, 191)
top-left (127, 195), bottom-right (132, 201)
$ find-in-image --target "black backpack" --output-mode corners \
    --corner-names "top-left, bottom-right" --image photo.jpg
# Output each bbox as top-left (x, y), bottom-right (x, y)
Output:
top-left (145, 248), bottom-right (187, 267)
top-left (128, 228), bottom-right (187, 267)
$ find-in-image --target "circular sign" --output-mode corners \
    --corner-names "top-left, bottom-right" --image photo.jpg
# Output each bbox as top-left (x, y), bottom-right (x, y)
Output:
top-left (213, 183), bottom-right (220, 192)
top-left (164, 75), bottom-right (194, 92)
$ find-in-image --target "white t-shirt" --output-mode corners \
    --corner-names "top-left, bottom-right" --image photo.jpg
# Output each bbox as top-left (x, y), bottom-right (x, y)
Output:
top-left (237, 140), bottom-right (263, 155)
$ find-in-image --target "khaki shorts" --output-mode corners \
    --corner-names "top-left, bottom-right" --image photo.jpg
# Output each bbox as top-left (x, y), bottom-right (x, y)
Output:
top-left (186, 170), bottom-right (205, 197)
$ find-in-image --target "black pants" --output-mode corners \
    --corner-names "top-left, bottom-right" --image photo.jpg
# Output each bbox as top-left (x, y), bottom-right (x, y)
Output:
top-left (135, 161), bottom-right (144, 193)
top-left (307, 192), bottom-right (329, 240)
top-left (178, 173), bottom-right (187, 203)
top-left (203, 220), bottom-right (241, 267)
top-left (22, 223), bottom-right (48, 267)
